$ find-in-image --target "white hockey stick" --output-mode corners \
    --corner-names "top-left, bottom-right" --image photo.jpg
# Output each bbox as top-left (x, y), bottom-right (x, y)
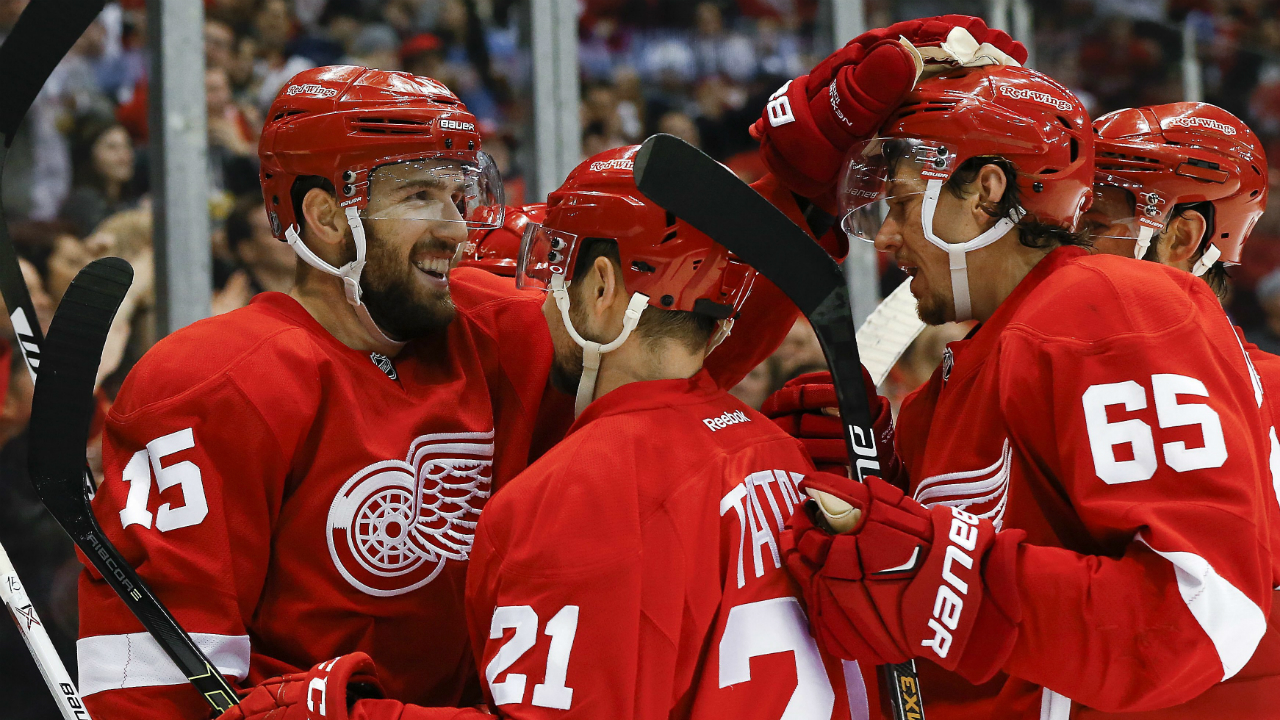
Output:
top-left (0, 540), bottom-right (91, 720)
top-left (855, 280), bottom-right (925, 386)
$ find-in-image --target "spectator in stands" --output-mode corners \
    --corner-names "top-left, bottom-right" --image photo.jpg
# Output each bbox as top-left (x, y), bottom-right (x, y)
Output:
top-left (225, 194), bottom-right (296, 297)
top-left (252, 0), bottom-right (314, 109)
top-left (206, 66), bottom-right (261, 197)
top-left (59, 115), bottom-right (139, 237)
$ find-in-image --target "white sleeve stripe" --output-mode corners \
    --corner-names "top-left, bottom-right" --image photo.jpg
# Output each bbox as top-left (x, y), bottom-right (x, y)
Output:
top-left (1138, 537), bottom-right (1267, 680)
top-left (77, 632), bottom-right (250, 697)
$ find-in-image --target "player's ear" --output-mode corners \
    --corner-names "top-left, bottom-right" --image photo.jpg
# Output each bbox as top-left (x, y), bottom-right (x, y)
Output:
top-left (589, 255), bottom-right (622, 306)
top-left (972, 164), bottom-right (1007, 228)
top-left (300, 188), bottom-right (346, 253)
top-left (1162, 209), bottom-right (1207, 265)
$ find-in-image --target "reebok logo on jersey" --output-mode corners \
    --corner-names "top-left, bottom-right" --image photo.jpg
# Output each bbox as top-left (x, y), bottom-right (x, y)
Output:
top-left (589, 158), bottom-right (634, 172)
top-left (1167, 116), bottom-right (1236, 135)
top-left (999, 85), bottom-right (1074, 112)
top-left (439, 118), bottom-right (476, 132)
top-left (921, 506), bottom-right (981, 660)
top-left (285, 83), bottom-right (338, 98)
top-left (703, 410), bottom-right (750, 431)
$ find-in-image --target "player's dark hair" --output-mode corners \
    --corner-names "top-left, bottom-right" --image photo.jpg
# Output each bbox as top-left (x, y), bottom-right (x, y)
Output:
top-left (291, 175), bottom-right (337, 236)
top-left (944, 156), bottom-right (1092, 250)
top-left (572, 238), bottom-right (718, 353)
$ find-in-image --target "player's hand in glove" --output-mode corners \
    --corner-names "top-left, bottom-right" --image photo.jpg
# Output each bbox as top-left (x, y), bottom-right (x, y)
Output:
top-left (761, 368), bottom-right (905, 490)
top-left (217, 653), bottom-right (384, 720)
top-left (751, 15), bottom-right (1026, 211)
top-left (781, 472), bottom-right (1025, 684)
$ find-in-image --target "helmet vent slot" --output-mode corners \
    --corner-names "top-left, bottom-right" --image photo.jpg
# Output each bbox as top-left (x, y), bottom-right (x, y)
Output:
top-left (350, 117), bottom-right (433, 135)
top-left (1070, 138), bottom-right (1079, 162)
top-left (1056, 116), bottom-right (1073, 129)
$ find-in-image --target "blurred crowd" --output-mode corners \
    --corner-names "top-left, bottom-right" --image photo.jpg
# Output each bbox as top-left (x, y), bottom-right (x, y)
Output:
top-left (5, 0), bottom-right (1280, 716)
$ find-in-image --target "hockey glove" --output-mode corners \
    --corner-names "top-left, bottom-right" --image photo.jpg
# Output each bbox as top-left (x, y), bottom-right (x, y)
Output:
top-left (781, 472), bottom-right (1024, 684)
top-left (761, 368), bottom-right (905, 489)
top-left (751, 15), bottom-right (1026, 211)
top-left (217, 653), bottom-right (384, 720)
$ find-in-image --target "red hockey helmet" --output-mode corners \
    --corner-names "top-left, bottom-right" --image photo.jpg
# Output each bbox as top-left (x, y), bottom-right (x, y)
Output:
top-left (460, 204), bottom-right (547, 277)
top-left (517, 145), bottom-right (756, 319)
top-left (1091, 102), bottom-right (1267, 265)
top-left (258, 65), bottom-right (503, 241)
top-left (839, 64), bottom-right (1093, 232)
top-left (836, 65), bottom-right (1093, 321)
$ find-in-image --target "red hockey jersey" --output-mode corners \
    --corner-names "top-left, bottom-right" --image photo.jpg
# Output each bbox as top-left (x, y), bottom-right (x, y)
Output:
top-left (76, 255), bottom-right (798, 719)
top-left (894, 248), bottom-right (1276, 718)
top-left (462, 370), bottom-right (871, 720)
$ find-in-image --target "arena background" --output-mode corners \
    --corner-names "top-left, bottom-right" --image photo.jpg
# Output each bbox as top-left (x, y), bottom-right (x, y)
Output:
top-left (0, 0), bottom-right (1273, 715)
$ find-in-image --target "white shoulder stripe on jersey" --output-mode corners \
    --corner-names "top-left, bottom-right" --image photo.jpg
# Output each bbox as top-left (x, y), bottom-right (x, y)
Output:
top-left (1138, 537), bottom-right (1267, 680)
top-left (77, 631), bottom-right (250, 697)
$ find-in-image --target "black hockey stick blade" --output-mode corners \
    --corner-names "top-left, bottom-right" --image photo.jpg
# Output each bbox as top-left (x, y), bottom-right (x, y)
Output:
top-left (0, 0), bottom-right (106, 145)
top-left (633, 134), bottom-right (925, 720)
top-left (29, 258), bottom-right (239, 713)
top-left (0, 0), bottom-right (106, 380)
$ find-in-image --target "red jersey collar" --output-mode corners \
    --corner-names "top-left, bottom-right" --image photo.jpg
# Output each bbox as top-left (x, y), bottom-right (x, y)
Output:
top-left (944, 246), bottom-right (1088, 384)
top-left (567, 368), bottom-right (724, 436)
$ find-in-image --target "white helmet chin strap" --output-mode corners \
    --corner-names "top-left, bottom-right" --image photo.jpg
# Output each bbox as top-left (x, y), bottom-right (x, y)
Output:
top-left (920, 178), bottom-right (1022, 322)
top-left (285, 206), bottom-right (407, 350)
top-left (1133, 225), bottom-right (1157, 261)
top-left (1190, 242), bottom-right (1222, 277)
top-left (707, 318), bottom-right (734, 354)
top-left (550, 274), bottom-right (649, 416)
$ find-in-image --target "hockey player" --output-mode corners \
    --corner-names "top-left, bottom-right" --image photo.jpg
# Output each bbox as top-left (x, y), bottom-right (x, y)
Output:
top-left (1085, 102), bottom-right (1266, 302)
top-left (763, 65), bottom-right (1278, 717)
top-left (74, 68), bottom-right (800, 720)
top-left (1084, 101), bottom-right (1280, 696)
top-left (218, 146), bottom-right (873, 720)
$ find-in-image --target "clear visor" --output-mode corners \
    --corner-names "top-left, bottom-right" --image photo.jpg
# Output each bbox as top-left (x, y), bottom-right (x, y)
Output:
top-left (361, 153), bottom-right (505, 229)
top-left (516, 222), bottom-right (580, 291)
top-left (1082, 180), bottom-right (1170, 242)
top-left (836, 137), bottom-right (960, 244)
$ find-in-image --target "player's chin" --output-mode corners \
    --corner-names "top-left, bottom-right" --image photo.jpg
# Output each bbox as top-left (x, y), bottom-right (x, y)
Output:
top-left (916, 292), bottom-right (952, 326)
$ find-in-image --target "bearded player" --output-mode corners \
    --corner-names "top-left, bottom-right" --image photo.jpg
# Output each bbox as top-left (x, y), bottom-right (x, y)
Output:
top-left (74, 66), bottom-right (806, 720)
top-left (219, 144), bottom-right (875, 720)
top-left (761, 64), bottom-right (1276, 717)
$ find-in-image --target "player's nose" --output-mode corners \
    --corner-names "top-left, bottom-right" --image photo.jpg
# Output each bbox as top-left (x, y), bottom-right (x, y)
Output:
top-left (873, 217), bottom-right (902, 254)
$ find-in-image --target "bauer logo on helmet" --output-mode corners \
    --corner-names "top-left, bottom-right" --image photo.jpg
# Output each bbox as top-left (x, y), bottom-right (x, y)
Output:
top-left (439, 118), bottom-right (476, 132)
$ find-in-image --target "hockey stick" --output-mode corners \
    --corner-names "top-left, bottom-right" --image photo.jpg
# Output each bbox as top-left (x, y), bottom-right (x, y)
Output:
top-left (633, 134), bottom-right (925, 720)
top-left (0, 541), bottom-right (91, 720)
top-left (28, 258), bottom-right (240, 714)
top-left (0, 0), bottom-right (106, 380)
